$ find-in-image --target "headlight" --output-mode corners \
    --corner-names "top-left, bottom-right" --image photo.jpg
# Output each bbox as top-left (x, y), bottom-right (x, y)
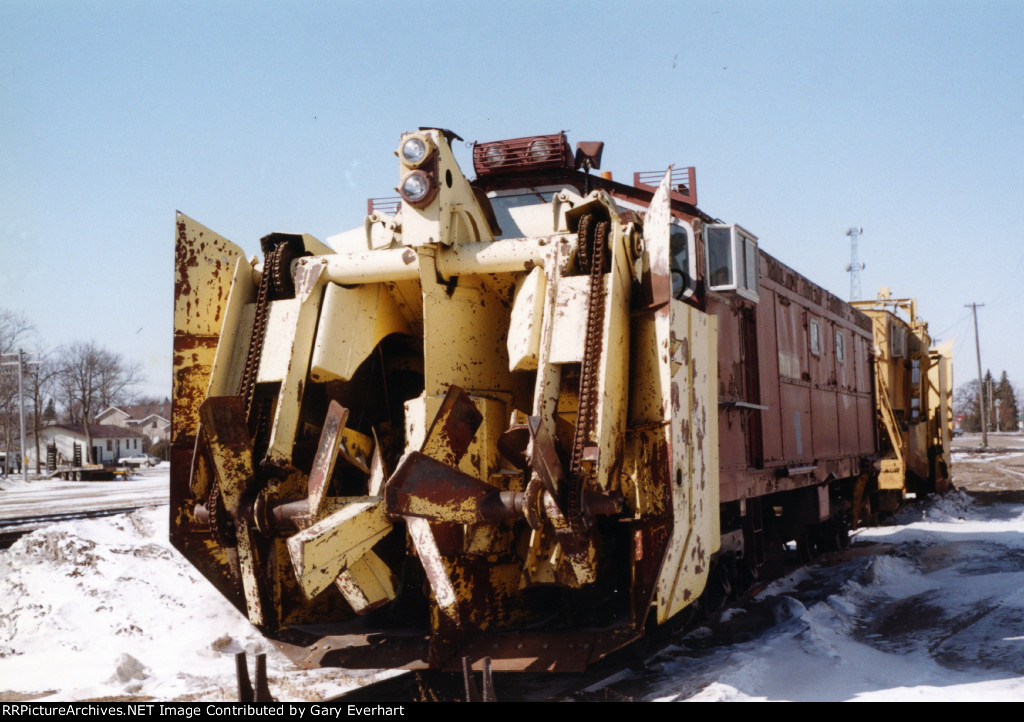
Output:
top-left (483, 144), bottom-right (507, 168)
top-left (397, 133), bottom-right (436, 168)
top-left (399, 170), bottom-right (436, 206)
top-left (472, 133), bottom-right (572, 177)
top-left (401, 137), bottom-right (427, 165)
top-left (528, 138), bottom-right (554, 162)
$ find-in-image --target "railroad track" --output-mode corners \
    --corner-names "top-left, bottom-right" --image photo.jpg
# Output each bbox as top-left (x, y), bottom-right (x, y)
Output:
top-left (0, 505), bottom-right (163, 549)
top-left (322, 577), bottom-right (782, 703)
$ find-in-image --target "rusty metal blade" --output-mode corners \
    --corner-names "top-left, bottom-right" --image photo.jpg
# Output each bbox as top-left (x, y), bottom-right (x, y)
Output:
top-left (386, 451), bottom-right (511, 525)
top-left (526, 415), bottom-right (565, 496)
top-left (235, 507), bottom-right (267, 627)
top-left (406, 516), bottom-right (461, 629)
top-left (198, 396), bottom-right (253, 512)
top-left (334, 550), bottom-right (397, 615)
top-left (421, 386), bottom-right (482, 467)
top-left (367, 426), bottom-right (386, 497)
top-left (306, 400), bottom-right (349, 522)
top-left (542, 491), bottom-right (598, 586)
top-left (286, 498), bottom-right (391, 600)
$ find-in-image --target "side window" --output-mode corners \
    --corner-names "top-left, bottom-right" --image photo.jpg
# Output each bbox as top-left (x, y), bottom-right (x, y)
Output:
top-left (705, 223), bottom-right (759, 302)
top-left (743, 236), bottom-right (758, 292)
top-left (809, 319), bottom-right (821, 356)
top-left (706, 226), bottom-right (733, 288)
top-left (836, 330), bottom-right (845, 362)
top-left (670, 223), bottom-right (697, 300)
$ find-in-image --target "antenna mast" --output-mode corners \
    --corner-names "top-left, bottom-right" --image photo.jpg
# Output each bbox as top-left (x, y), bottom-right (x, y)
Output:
top-left (845, 226), bottom-right (865, 300)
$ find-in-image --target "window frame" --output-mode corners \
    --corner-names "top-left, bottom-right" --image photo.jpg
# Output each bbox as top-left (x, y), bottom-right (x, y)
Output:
top-left (704, 223), bottom-right (760, 302)
top-left (809, 318), bottom-right (821, 356)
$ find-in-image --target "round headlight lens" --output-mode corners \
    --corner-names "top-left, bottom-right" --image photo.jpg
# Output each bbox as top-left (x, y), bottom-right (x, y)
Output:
top-left (401, 172), bottom-right (432, 203)
top-left (401, 137), bottom-right (427, 165)
top-left (484, 144), bottom-right (507, 167)
top-left (528, 139), bottom-right (554, 162)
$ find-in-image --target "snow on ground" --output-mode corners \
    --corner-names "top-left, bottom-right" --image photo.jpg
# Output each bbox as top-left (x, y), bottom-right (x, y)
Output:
top-left (4, 465), bottom-right (1024, 702)
top-left (952, 451), bottom-right (1024, 464)
top-left (0, 469), bottom-right (392, 702)
top-left (590, 488), bottom-right (1024, 701)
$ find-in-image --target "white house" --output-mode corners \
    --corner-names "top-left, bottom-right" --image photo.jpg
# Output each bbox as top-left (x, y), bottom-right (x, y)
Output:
top-left (33, 424), bottom-right (148, 467)
top-left (95, 402), bottom-right (171, 447)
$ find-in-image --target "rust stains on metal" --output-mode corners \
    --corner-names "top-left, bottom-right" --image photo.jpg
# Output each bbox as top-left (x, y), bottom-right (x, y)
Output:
top-left (304, 401), bottom-right (349, 523)
top-left (420, 386), bottom-right (483, 468)
top-left (386, 451), bottom-right (518, 525)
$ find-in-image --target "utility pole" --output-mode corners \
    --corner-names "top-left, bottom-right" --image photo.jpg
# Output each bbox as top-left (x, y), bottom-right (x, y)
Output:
top-left (0, 349), bottom-right (29, 481)
top-left (965, 303), bottom-right (987, 447)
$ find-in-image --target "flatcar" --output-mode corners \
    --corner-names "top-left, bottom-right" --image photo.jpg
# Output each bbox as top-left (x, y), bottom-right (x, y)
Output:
top-left (170, 128), bottom-right (952, 673)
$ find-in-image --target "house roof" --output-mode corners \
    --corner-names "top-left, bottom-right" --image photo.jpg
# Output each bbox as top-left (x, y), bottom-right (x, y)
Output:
top-left (96, 403), bottom-right (171, 423)
top-left (123, 403), bottom-right (170, 420)
top-left (45, 424), bottom-right (147, 440)
top-left (133, 413), bottom-right (170, 425)
top-left (96, 407), bottom-right (130, 420)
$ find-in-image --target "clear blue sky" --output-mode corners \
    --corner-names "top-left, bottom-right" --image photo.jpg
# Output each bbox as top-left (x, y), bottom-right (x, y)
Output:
top-left (2, 0), bottom-right (1022, 400)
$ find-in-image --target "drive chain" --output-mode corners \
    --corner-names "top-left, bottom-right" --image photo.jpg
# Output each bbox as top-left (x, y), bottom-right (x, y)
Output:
top-left (568, 214), bottom-right (610, 534)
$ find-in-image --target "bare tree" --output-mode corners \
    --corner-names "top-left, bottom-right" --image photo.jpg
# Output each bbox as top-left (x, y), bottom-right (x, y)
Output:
top-left (26, 354), bottom-right (59, 472)
top-left (0, 309), bottom-right (34, 356)
top-left (55, 341), bottom-right (140, 464)
top-left (953, 379), bottom-right (981, 431)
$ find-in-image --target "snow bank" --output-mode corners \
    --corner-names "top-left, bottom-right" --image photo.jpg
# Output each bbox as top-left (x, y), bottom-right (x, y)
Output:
top-left (0, 506), bottom-right (386, 702)
top-left (631, 491), bottom-right (1024, 701)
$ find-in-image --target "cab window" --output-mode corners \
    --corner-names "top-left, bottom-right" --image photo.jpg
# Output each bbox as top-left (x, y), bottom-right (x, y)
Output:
top-left (705, 223), bottom-right (759, 302)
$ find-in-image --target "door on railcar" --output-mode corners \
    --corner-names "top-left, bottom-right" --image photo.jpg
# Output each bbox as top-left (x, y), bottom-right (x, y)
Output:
top-left (704, 224), bottom-right (764, 496)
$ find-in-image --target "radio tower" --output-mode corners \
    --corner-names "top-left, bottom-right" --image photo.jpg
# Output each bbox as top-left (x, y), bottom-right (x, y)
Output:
top-left (844, 226), bottom-right (865, 300)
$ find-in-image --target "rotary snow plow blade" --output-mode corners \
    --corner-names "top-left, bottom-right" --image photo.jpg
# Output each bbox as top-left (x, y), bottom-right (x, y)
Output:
top-left (170, 129), bottom-right (721, 673)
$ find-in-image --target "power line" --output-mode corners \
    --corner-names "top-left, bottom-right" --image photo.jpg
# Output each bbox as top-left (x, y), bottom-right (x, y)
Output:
top-left (934, 309), bottom-right (972, 340)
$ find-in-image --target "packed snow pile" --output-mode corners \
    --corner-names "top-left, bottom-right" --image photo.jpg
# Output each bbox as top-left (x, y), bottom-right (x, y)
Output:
top-left (0, 505), bottom-right (388, 702)
top-left (0, 476), bottom-right (33, 492)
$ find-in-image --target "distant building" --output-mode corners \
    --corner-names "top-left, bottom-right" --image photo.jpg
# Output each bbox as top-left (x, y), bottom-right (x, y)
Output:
top-left (32, 423), bottom-right (148, 467)
top-left (96, 402), bottom-right (171, 446)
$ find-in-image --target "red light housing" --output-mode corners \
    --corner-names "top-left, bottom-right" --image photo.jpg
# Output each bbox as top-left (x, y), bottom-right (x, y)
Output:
top-left (472, 132), bottom-right (574, 176)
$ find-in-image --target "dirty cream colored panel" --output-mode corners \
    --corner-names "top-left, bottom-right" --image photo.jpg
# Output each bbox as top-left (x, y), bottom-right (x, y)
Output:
top-left (656, 302), bottom-right (719, 623)
top-left (256, 298), bottom-right (300, 383)
top-left (173, 213), bottom-right (248, 440)
top-left (548, 275), bottom-right (597, 364)
top-left (507, 266), bottom-right (546, 372)
top-left (174, 212), bottom-right (248, 337)
top-left (310, 283), bottom-right (412, 383)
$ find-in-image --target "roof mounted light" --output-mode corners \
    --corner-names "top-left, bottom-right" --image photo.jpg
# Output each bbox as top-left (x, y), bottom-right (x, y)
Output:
top-left (528, 138), bottom-right (556, 162)
top-left (472, 132), bottom-right (574, 176)
top-left (483, 144), bottom-right (507, 168)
